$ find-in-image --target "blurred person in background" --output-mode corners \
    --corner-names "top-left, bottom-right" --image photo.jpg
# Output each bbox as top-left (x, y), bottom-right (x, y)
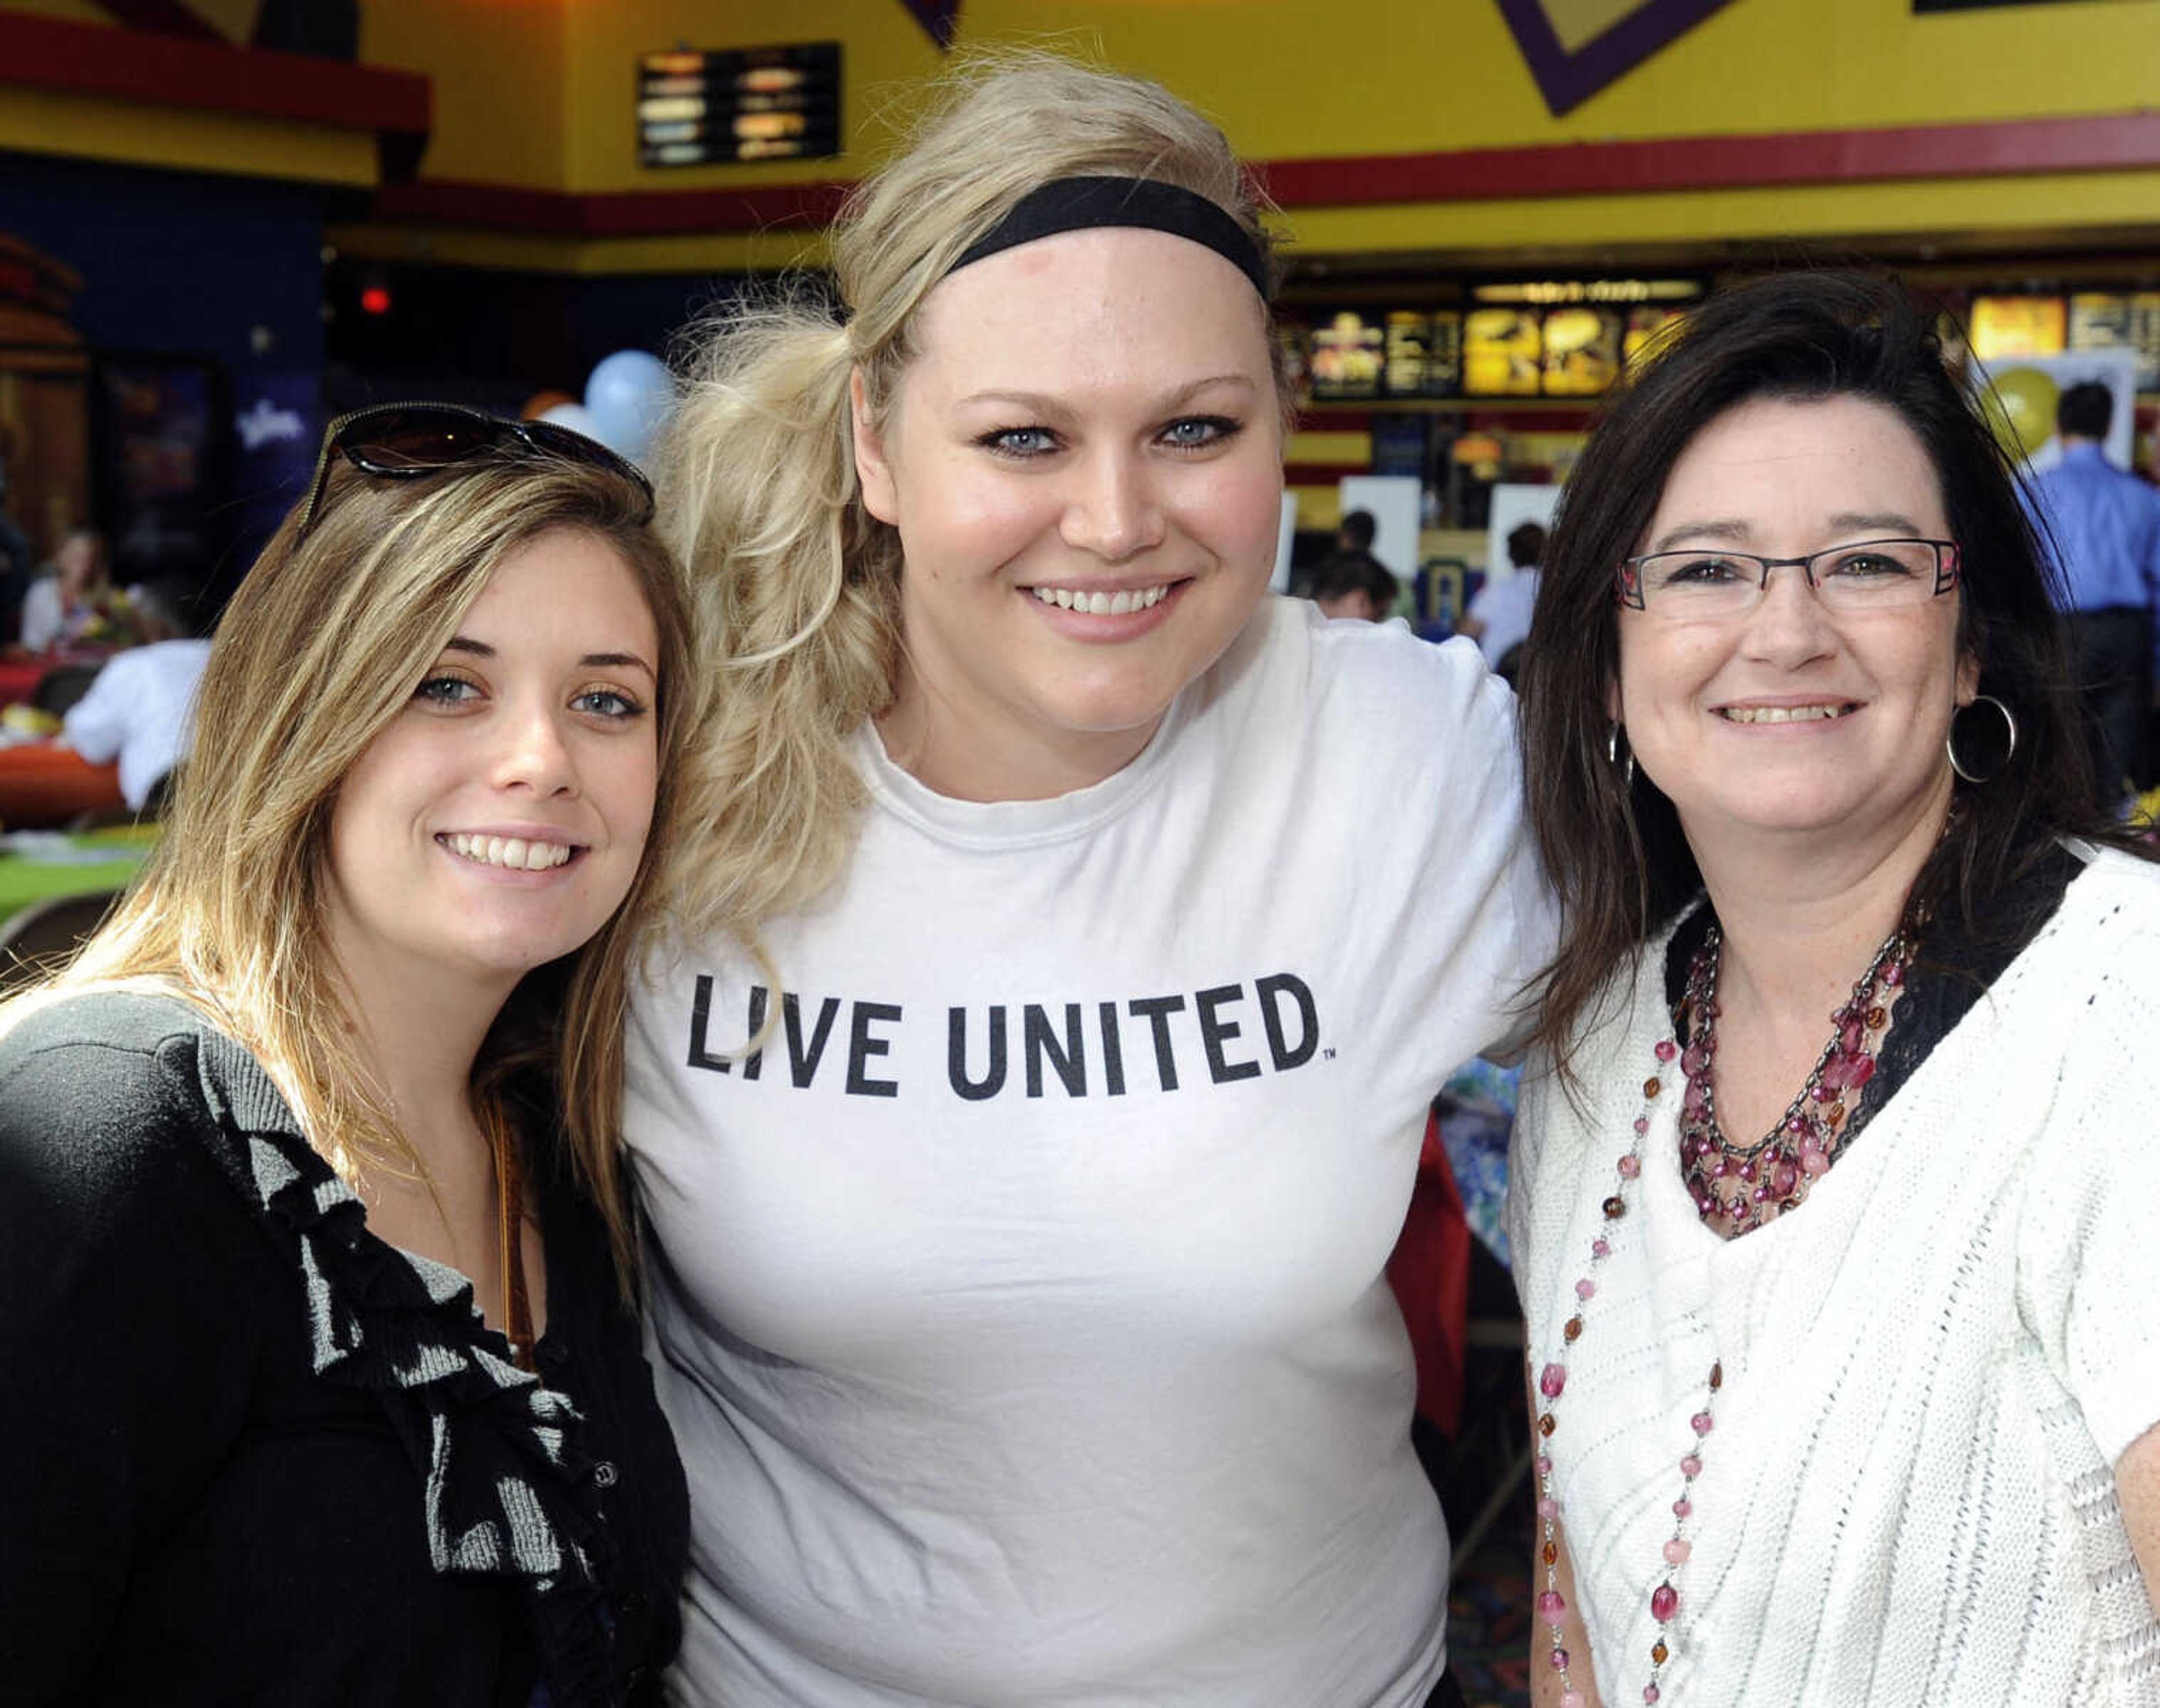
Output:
top-left (636, 52), bottom-right (1553, 1708)
top-left (0, 409), bottom-right (694, 1705)
top-left (1338, 506), bottom-right (1379, 556)
top-left (1311, 545), bottom-right (1401, 621)
top-left (1512, 272), bottom-right (2159, 1707)
top-left (1459, 519), bottom-right (1546, 684)
top-left (57, 582), bottom-right (213, 817)
top-left (2025, 380), bottom-right (2160, 808)
top-left (19, 526), bottom-right (118, 653)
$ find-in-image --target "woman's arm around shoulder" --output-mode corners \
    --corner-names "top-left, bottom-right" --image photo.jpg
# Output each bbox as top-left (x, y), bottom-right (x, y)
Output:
top-left (0, 996), bottom-right (264, 1698)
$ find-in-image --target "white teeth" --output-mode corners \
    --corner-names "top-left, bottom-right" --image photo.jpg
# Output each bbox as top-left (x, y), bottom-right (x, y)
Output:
top-left (446, 833), bottom-right (575, 870)
top-left (1029, 583), bottom-right (1172, 612)
top-left (1721, 704), bottom-right (1848, 724)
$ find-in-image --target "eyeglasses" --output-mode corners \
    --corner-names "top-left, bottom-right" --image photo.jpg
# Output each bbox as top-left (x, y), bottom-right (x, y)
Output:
top-left (296, 402), bottom-right (655, 538)
top-left (1617, 538), bottom-right (1960, 619)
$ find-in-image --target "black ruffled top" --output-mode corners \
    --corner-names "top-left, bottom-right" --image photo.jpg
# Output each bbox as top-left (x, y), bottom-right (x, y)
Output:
top-left (0, 992), bottom-right (687, 1706)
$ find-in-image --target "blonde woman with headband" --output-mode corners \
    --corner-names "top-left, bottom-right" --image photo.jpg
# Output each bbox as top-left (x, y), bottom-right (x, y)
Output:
top-left (0, 408), bottom-right (692, 1705)
top-left (630, 56), bottom-right (1556, 1707)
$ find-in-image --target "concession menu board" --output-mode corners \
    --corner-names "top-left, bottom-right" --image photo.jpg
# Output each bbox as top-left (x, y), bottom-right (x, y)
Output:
top-left (1309, 310), bottom-right (1385, 401)
top-left (1288, 281), bottom-right (1704, 403)
top-left (1540, 306), bottom-right (1624, 396)
top-left (1463, 308), bottom-right (1544, 397)
top-left (1970, 295), bottom-right (2068, 360)
top-left (1383, 311), bottom-right (1463, 398)
top-left (2068, 293), bottom-right (2160, 393)
top-left (638, 43), bottom-right (841, 167)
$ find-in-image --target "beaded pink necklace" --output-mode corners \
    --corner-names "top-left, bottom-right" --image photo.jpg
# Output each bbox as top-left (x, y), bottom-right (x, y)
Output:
top-left (1679, 920), bottom-right (1915, 1235)
top-left (1532, 913), bottom-right (1917, 1705)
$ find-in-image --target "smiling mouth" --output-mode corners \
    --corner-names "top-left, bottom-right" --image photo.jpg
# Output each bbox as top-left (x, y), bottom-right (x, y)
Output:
top-left (1026, 581), bottom-right (1180, 615)
top-left (440, 832), bottom-right (582, 871)
top-left (1716, 703), bottom-right (1858, 725)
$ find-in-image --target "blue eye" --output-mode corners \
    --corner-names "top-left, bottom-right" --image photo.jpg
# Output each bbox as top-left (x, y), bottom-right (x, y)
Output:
top-left (574, 687), bottom-right (646, 720)
top-left (1160, 416), bottom-right (1240, 450)
top-left (413, 674), bottom-right (480, 705)
top-left (979, 426), bottom-right (1059, 458)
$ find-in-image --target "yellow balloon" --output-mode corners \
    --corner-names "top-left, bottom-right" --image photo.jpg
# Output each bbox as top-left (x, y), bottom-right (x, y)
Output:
top-left (1987, 367), bottom-right (2059, 459)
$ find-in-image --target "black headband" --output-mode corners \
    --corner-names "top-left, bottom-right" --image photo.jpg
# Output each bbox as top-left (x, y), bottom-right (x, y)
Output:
top-left (947, 176), bottom-right (1269, 301)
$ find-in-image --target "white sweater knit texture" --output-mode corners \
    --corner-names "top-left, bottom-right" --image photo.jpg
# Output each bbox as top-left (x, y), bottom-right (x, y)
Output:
top-left (1509, 847), bottom-right (2160, 1706)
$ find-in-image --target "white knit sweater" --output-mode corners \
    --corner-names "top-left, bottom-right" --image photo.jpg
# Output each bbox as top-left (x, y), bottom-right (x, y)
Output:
top-left (1508, 847), bottom-right (2160, 1706)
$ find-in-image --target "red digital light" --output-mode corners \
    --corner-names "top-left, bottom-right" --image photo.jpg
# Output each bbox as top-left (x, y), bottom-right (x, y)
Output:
top-left (360, 286), bottom-right (392, 316)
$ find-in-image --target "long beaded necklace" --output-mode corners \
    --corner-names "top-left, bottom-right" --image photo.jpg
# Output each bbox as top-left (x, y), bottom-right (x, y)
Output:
top-left (1532, 912), bottom-right (1919, 1705)
top-left (1678, 916), bottom-right (1918, 1235)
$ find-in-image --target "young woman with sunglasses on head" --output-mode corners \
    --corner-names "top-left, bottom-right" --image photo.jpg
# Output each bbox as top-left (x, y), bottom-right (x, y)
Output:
top-left (626, 55), bottom-right (1555, 1708)
top-left (1510, 272), bottom-right (2160, 1707)
top-left (0, 407), bottom-right (693, 1705)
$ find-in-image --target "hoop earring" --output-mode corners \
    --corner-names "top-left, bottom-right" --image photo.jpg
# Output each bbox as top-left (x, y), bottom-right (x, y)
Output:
top-left (1946, 694), bottom-right (2018, 785)
top-left (1606, 720), bottom-right (1636, 789)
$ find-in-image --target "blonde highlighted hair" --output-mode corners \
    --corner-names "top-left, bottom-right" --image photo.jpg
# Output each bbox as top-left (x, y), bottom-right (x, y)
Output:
top-left (6, 447), bottom-right (696, 1290)
top-left (652, 50), bottom-right (1284, 947)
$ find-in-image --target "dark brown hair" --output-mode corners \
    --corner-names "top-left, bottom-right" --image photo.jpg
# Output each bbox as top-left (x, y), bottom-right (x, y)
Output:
top-left (2055, 379), bottom-right (2113, 441)
top-left (1517, 268), bottom-right (2128, 1072)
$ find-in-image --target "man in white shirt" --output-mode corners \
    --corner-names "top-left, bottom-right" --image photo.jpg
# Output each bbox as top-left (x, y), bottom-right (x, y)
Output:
top-left (1457, 520), bottom-right (1545, 680)
top-left (60, 587), bottom-right (211, 813)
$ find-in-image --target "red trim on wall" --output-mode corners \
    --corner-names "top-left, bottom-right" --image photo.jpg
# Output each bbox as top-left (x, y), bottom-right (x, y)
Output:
top-left (1302, 407), bottom-right (1598, 430)
top-left (370, 177), bottom-right (852, 237)
top-left (361, 111), bottom-right (2160, 242)
top-left (1255, 113), bottom-right (2160, 208)
top-left (1297, 410), bottom-right (1374, 432)
top-left (0, 12), bottom-right (430, 172)
top-left (1283, 462), bottom-right (1374, 484)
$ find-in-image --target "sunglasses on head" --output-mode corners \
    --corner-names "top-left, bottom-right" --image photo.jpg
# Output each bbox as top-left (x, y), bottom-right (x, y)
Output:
top-left (296, 401), bottom-right (656, 538)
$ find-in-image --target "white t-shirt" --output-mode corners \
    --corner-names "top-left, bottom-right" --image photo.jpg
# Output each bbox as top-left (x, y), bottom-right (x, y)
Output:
top-left (626, 599), bottom-right (1555, 1707)
top-left (61, 639), bottom-right (212, 810)
top-left (1464, 569), bottom-right (1538, 672)
top-left (1507, 848), bottom-right (2160, 1707)
top-left (18, 577), bottom-right (64, 652)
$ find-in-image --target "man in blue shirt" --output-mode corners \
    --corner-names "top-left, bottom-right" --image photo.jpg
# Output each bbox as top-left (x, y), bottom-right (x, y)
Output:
top-left (2027, 381), bottom-right (2160, 806)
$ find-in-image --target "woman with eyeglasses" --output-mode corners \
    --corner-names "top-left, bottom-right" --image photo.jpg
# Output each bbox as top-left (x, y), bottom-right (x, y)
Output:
top-left (1509, 272), bottom-right (2160, 1707)
top-left (0, 407), bottom-right (692, 1705)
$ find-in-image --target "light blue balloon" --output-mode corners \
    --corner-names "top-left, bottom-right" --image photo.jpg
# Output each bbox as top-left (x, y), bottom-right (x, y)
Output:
top-left (537, 400), bottom-right (602, 441)
top-left (583, 349), bottom-right (674, 465)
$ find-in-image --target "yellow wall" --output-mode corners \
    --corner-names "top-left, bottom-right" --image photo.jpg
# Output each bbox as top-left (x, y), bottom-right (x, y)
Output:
top-left (539, 0), bottom-right (2160, 182)
top-left (7, 0), bottom-right (2159, 264)
top-left (352, 0), bottom-right (2160, 190)
top-left (972, 0), bottom-right (2160, 155)
top-left (371, 0), bottom-right (2160, 270)
top-left (360, 0), bottom-right (569, 192)
top-left (0, 0), bottom-right (105, 20)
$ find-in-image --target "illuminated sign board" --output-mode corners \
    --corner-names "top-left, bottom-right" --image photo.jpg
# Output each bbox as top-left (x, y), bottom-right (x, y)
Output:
top-left (638, 43), bottom-right (841, 168)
